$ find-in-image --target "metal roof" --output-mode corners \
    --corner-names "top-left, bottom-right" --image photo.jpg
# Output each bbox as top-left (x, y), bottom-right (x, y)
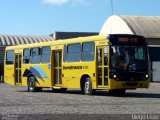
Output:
top-left (0, 35), bottom-right (55, 46)
top-left (120, 16), bottom-right (160, 38)
top-left (0, 32), bottom-right (98, 46)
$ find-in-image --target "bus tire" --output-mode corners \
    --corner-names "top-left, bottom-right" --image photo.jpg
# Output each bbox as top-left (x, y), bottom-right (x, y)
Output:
top-left (84, 78), bottom-right (94, 95)
top-left (28, 76), bottom-right (37, 92)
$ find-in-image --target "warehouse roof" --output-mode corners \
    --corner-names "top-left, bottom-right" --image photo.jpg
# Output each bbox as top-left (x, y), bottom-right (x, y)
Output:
top-left (100, 15), bottom-right (160, 38)
top-left (0, 32), bottom-right (99, 46)
top-left (0, 35), bottom-right (55, 46)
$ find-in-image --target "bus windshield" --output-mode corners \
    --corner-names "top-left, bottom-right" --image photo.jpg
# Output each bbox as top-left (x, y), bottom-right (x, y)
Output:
top-left (110, 46), bottom-right (147, 71)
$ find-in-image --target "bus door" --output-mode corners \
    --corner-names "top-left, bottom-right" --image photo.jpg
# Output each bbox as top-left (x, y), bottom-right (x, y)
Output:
top-left (15, 53), bottom-right (22, 85)
top-left (52, 50), bottom-right (62, 87)
top-left (97, 46), bottom-right (109, 88)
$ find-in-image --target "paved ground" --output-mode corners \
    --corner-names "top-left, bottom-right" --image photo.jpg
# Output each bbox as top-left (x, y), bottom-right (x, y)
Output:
top-left (0, 83), bottom-right (160, 119)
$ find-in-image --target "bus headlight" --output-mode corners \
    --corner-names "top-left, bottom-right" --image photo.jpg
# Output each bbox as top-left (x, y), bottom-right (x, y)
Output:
top-left (113, 75), bottom-right (117, 78)
top-left (145, 74), bottom-right (149, 78)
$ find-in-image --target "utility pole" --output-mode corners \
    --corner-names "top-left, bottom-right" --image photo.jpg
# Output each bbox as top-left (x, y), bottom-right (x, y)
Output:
top-left (111, 0), bottom-right (114, 15)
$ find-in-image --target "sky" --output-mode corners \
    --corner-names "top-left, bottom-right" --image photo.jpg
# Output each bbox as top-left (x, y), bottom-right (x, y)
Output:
top-left (0, 0), bottom-right (160, 36)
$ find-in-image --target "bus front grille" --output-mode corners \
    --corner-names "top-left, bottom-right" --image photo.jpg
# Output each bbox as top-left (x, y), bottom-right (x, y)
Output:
top-left (125, 82), bottom-right (138, 86)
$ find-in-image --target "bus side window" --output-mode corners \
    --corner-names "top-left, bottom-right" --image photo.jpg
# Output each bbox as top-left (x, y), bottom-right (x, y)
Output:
top-left (41, 46), bottom-right (51, 63)
top-left (104, 47), bottom-right (108, 66)
top-left (67, 43), bottom-right (81, 62)
top-left (30, 47), bottom-right (41, 64)
top-left (98, 48), bottom-right (102, 66)
top-left (63, 45), bottom-right (67, 62)
top-left (82, 42), bottom-right (95, 61)
top-left (23, 48), bottom-right (30, 64)
top-left (6, 50), bottom-right (14, 65)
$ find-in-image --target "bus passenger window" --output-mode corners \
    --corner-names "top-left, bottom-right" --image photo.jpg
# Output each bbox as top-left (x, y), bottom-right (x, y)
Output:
top-left (30, 48), bottom-right (41, 64)
top-left (67, 43), bottom-right (81, 62)
top-left (104, 47), bottom-right (108, 66)
top-left (82, 42), bottom-right (95, 61)
top-left (41, 46), bottom-right (51, 63)
top-left (6, 50), bottom-right (14, 64)
top-left (98, 48), bottom-right (102, 66)
top-left (63, 45), bottom-right (67, 62)
top-left (23, 48), bottom-right (30, 64)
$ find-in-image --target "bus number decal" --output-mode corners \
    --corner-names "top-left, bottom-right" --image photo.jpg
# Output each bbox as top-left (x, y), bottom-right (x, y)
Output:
top-left (63, 66), bottom-right (88, 70)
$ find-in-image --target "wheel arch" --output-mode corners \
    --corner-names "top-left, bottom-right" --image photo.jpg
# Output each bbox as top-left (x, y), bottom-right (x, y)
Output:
top-left (27, 74), bottom-right (40, 86)
top-left (80, 74), bottom-right (91, 90)
top-left (27, 73), bottom-right (35, 84)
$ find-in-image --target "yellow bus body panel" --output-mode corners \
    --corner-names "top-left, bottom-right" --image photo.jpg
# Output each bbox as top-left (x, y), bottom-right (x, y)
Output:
top-left (21, 64), bottom-right (51, 87)
top-left (4, 65), bottom-right (15, 85)
top-left (63, 62), bottom-right (96, 89)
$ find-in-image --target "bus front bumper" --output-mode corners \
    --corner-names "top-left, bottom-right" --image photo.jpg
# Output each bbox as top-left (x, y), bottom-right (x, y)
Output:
top-left (109, 79), bottom-right (150, 90)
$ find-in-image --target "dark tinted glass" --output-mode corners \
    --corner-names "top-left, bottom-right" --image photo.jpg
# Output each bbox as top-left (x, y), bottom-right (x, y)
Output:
top-left (23, 48), bottom-right (30, 64)
top-left (82, 42), bottom-right (95, 61)
top-left (67, 43), bottom-right (81, 62)
top-left (63, 45), bottom-right (67, 62)
top-left (68, 44), bottom-right (81, 53)
top-left (6, 50), bottom-right (14, 64)
top-left (41, 46), bottom-right (50, 63)
top-left (30, 48), bottom-right (41, 64)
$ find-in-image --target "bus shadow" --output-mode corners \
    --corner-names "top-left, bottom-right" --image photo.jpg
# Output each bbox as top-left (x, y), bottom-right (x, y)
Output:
top-left (65, 90), bottom-right (160, 98)
top-left (122, 92), bottom-right (160, 98)
top-left (51, 90), bottom-right (160, 98)
top-left (94, 91), bottom-right (160, 98)
top-left (17, 89), bottom-right (160, 99)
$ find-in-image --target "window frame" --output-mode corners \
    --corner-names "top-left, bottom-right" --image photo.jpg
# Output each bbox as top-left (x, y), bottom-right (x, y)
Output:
top-left (64, 43), bottom-right (81, 62)
top-left (23, 48), bottom-right (30, 64)
top-left (41, 46), bottom-right (51, 63)
top-left (30, 47), bottom-right (41, 64)
top-left (63, 45), bottom-right (67, 62)
top-left (6, 50), bottom-right (14, 65)
top-left (81, 42), bottom-right (95, 62)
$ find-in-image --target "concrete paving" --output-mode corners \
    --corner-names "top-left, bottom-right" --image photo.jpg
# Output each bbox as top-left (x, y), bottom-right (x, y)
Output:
top-left (0, 83), bottom-right (160, 119)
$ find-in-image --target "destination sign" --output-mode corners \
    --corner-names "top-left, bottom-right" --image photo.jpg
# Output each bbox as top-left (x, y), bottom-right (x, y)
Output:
top-left (108, 34), bottom-right (147, 46)
top-left (118, 37), bottom-right (138, 43)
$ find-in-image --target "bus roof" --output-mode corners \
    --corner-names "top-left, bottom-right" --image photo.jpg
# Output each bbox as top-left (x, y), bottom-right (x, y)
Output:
top-left (5, 35), bottom-right (107, 50)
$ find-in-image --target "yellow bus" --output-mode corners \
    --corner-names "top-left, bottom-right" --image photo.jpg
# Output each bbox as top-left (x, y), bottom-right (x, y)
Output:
top-left (4, 34), bottom-right (149, 95)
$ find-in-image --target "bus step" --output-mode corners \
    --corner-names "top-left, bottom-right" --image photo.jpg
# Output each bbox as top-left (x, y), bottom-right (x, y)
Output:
top-left (52, 86), bottom-right (62, 89)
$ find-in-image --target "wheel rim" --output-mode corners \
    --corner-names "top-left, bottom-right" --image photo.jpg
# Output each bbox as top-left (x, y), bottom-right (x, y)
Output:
top-left (29, 78), bottom-right (34, 91)
top-left (85, 81), bottom-right (90, 94)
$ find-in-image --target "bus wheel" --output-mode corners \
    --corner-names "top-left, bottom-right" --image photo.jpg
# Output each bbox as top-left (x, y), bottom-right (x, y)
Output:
top-left (84, 78), bottom-right (94, 95)
top-left (28, 76), bottom-right (37, 92)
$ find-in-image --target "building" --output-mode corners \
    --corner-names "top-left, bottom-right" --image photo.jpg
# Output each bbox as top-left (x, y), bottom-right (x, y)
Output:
top-left (50, 31), bottom-right (98, 40)
top-left (100, 15), bottom-right (160, 82)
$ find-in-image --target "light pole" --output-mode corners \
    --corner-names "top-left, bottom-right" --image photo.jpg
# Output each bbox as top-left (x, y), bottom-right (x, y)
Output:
top-left (111, 0), bottom-right (114, 15)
